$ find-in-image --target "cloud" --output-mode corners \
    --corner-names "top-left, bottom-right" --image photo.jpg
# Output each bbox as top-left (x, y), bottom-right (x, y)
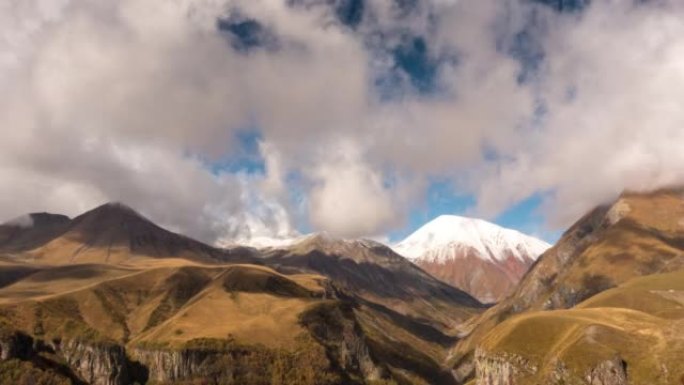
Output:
top-left (473, 0), bottom-right (684, 226)
top-left (306, 141), bottom-right (402, 238)
top-left (2, 0), bottom-right (683, 243)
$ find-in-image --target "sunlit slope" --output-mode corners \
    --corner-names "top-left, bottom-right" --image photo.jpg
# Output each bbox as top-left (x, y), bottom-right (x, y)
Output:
top-left (0, 203), bottom-right (487, 384)
top-left (0, 263), bottom-right (323, 345)
top-left (0, 258), bottom-right (474, 384)
top-left (451, 188), bottom-right (684, 380)
top-left (477, 269), bottom-right (684, 384)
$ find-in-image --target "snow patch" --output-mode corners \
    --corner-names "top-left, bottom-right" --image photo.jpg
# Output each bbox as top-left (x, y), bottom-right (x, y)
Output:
top-left (392, 215), bottom-right (550, 263)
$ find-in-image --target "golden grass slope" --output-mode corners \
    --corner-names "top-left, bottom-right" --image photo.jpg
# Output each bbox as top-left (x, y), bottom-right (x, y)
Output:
top-left (0, 261), bottom-right (324, 348)
top-left (0, 203), bottom-right (486, 384)
top-left (0, 257), bottom-right (471, 384)
top-left (478, 269), bottom-right (684, 384)
top-left (450, 188), bottom-right (684, 380)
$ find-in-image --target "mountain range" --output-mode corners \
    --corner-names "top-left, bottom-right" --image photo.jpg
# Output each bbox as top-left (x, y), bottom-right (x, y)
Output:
top-left (0, 203), bottom-right (482, 385)
top-left (1, 188), bottom-right (683, 385)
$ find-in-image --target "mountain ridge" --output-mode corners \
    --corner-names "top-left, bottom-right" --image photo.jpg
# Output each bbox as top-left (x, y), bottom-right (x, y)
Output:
top-left (0, 202), bottom-right (484, 385)
top-left (451, 188), bottom-right (684, 384)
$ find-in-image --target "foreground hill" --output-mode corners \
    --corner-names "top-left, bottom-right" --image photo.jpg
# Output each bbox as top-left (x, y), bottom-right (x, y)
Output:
top-left (0, 204), bottom-right (484, 385)
top-left (393, 216), bottom-right (549, 303)
top-left (451, 188), bottom-right (684, 384)
top-left (476, 269), bottom-right (684, 384)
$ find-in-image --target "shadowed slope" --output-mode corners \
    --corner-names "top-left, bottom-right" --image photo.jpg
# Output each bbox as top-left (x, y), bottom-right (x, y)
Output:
top-left (9, 203), bottom-right (254, 265)
top-left (261, 234), bottom-right (485, 385)
top-left (265, 234), bottom-right (483, 323)
top-left (0, 213), bottom-right (71, 253)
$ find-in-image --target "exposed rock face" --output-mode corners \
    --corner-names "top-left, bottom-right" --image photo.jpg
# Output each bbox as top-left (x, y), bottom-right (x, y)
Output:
top-left (415, 252), bottom-right (535, 304)
top-left (474, 349), bottom-right (536, 385)
top-left (586, 358), bottom-right (628, 385)
top-left (474, 349), bottom-right (629, 385)
top-left (300, 302), bottom-right (384, 381)
top-left (0, 331), bottom-right (133, 385)
top-left (131, 348), bottom-right (214, 383)
top-left (60, 340), bottom-right (130, 385)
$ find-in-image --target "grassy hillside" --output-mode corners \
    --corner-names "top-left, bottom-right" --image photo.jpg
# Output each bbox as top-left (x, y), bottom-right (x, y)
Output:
top-left (477, 269), bottom-right (684, 384)
top-left (450, 189), bottom-right (684, 381)
top-left (0, 254), bottom-right (477, 385)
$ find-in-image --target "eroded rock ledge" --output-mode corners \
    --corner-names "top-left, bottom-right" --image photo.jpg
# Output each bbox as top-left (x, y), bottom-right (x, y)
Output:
top-left (474, 349), bottom-right (628, 385)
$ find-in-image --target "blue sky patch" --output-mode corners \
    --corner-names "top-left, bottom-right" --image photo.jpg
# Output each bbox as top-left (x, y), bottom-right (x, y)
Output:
top-left (532, 0), bottom-right (590, 12)
top-left (208, 129), bottom-right (266, 175)
top-left (217, 17), bottom-right (277, 53)
top-left (393, 36), bottom-right (439, 93)
top-left (495, 192), bottom-right (561, 243)
top-left (336, 0), bottom-right (365, 28)
top-left (388, 181), bottom-right (559, 244)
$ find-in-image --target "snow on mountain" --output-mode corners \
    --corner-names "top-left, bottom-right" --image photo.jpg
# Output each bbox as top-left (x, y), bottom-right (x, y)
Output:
top-left (392, 215), bottom-right (551, 303)
top-left (393, 215), bottom-right (551, 263)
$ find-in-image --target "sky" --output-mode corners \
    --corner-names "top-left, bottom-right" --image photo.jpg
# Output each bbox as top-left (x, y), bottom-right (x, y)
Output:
top-left (2, 0), bottom-right (684, 246)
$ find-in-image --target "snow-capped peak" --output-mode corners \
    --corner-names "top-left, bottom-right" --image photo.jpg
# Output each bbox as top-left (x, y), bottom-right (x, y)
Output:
top-left (392, 215), bottom-right (550, 263)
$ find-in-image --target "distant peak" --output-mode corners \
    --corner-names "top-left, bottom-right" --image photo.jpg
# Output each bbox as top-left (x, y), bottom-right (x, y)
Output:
top-left (92, 202), bottom-right (142, 215)
top-left (393, 214), bottom-right (551, 263)
top-left (101, 201), bottom-right (138, 212)
top-left (296, 232), bottom-right (387, 248)
top-left (71, 202), bottom-right (151, 227)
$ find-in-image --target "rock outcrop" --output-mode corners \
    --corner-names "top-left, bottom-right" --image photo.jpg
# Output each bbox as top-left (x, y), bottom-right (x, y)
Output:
top-left (474, 349), bottom-right (536, 385)
top-left (474, 349), bottom-right (629, 385)
top-left (0, 330), bottom-right (136, 385)
top-left (300, 302), bottom-right (384, 381)
top-left (60, 340), bottom-right (131, 385)
top-left (586, 357), bottom-right (628, 385)
top-left (131, 348), bottom-right (219, 383)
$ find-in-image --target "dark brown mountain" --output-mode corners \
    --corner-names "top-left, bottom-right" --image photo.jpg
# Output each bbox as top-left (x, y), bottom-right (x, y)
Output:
top-left (265, 233), bottom-right (483, 326)
top-left (0, 213), bottom-right (71, 253)
top-left (3, 203), bottom-right (243, 265)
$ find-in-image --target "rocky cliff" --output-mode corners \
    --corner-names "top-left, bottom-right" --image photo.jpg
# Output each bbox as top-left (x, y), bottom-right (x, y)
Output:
top-left (474, 349), bottom-right (628, 385)
top-left (0, 329), bottom-right (137, 385)
top-left (60, 340), bottom-right (131, 385)
top-left (0, 300), bottom-right (387, 385)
